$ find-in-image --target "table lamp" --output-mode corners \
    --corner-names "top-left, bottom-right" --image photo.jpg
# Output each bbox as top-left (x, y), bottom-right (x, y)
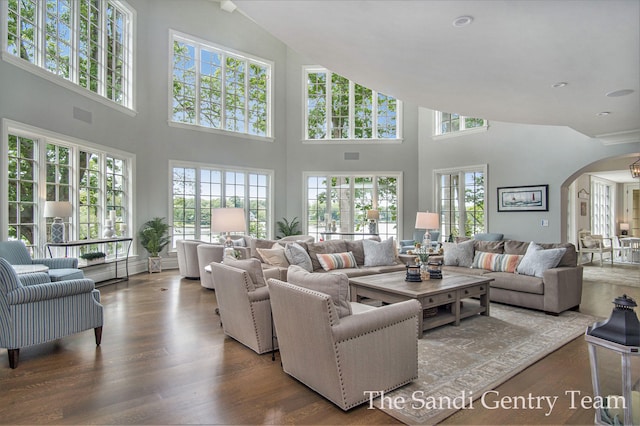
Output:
top-left (621, 223), bottom-right (630, 236)
top-left (415, 211), bottom-right (439, 249)
top-left (44, 201), bottom-right (72, 243)
top-left (211, 208), bottom-right (246, 247)
top-left (366, 209), bottom-right (380, 234)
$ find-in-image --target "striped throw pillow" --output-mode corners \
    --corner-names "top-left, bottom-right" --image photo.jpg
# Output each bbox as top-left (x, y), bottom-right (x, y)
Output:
top-left (316, 251), bottom-right (358, 271)
top-left (472, 252), bottom-right (523, 273)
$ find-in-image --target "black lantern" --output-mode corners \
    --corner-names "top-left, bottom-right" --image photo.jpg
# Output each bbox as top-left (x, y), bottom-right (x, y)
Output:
top-left (405, 263), bottom-right (422, 282)
top-left (428, 260), bottom-right (443, 279)
top-left (589, 295), bottom-right (640, 346)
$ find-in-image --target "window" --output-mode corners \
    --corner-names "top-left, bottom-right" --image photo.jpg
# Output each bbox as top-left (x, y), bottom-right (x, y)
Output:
top-left (435, 166), bottom-right (486, 240)
top-left (434, 112), bottom-right (487, 136)
top-left (5, 0), bottom-right (134, 109)
top-left (305, 67), bottom-right (402, 141)
top-left (591, 178), bottom-right (614, 238)
top-left (171, 162), bottom-right (272, 246)
top-left (304, 173), bottom-right (401, 242)
top-left (171, 31), bottom-right (272, 138)
top-left (3, 120), bottom-right (134, 257)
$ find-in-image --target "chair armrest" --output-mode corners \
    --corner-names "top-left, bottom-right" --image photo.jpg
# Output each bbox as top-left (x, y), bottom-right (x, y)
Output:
top-left (248, 285), bottom-right (270, 302)
top-left (8, 279), bottom-right (96, 305)
top-left (331, 299), bottom-right (421, 342)
top-left (542, 266), bottom-right (583, 313)
top-left (18, 272), bottom-right (52, 286)
top-left (33, 257), bottom-right (79, 268)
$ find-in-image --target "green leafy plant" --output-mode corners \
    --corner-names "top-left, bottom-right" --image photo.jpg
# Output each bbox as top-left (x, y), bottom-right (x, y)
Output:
top-left (79, 251), bottom-right (106, 260)
top-left (138, 217), bottom-right (171, 257)
top-left (276, 217), bottom-right (301, 238)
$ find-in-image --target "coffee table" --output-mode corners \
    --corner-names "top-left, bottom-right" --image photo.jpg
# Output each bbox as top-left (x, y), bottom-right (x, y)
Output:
top-left (349, 271), bottom-right (492, 337)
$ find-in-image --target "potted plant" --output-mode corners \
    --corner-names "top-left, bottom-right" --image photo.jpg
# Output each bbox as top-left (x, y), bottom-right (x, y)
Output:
top-left (79, 251), bottom-right (106, 266)
top-left (138, 217), bottom-right (171, 273)
top-left (276, 216), bottom-right (301, 238)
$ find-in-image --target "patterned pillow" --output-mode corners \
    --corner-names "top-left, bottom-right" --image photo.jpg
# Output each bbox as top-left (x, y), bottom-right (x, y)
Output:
top-left (443, 239), bottom-right (475, 267)
top-left (362, 238), bottom-right (396, 267)
top-left (316, 252), bottom-right (358, 271)
top-left (284, 242), bottom-right (313, 272)
top-left (472, 252), bottom-right (523, 273)
top-left (516, 242), bottom-right (566, 278)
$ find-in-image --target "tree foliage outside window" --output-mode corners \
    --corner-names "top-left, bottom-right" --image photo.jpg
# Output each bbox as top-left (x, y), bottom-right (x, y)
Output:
top-left (305, 173), bottom-right (400, 242)
top-left (171, 32), bottom-right (271, 137)
top-left (437, 168), bottom-right (486, 239)
top-left (6, 0), bottom-right (133, 108)
top-left (305, 67), bottom-right (401, 141)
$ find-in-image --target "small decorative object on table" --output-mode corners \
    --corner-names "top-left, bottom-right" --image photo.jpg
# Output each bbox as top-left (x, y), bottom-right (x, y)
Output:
top-left (103, 220), bottom-right (115, 238)
top-left (413, 246), bottom-right (431, 280)
top-left (79, 251), bottom-right (106, 266)
top-left (405, 263), bottom-right (422, 282)
top-left (428, 260), bottom-right (443, 279)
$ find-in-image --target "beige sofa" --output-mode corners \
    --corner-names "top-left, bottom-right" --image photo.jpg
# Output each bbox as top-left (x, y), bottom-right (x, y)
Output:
top-left (441, 240), bottom-right (583, 315)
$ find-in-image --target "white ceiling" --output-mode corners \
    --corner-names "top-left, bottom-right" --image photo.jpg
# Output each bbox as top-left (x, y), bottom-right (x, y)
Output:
top-left (233, 0), bottom-right (640, 141)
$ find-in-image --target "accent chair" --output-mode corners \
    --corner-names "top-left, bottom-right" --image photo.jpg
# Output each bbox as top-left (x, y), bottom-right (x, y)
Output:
top-left (578, 229), bottom-right (613, 266)
top-left (0, 258), bottom-right (103, 368)
top-left (0, 240), bottom-right (83, 281)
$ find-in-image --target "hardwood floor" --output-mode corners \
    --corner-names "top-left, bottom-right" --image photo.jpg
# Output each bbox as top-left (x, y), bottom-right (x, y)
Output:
top-left (0, 263), bottom-right (638, 425)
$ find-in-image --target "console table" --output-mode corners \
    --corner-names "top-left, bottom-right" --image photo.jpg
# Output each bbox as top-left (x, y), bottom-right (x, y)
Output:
top-left (45, 237), bottom-right (133, 285)
top-left (320, 232), bottom-right (379, 240)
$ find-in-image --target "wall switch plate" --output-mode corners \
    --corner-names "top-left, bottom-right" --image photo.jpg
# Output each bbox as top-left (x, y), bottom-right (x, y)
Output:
top-left (541, 219), bottom-right (549, 227)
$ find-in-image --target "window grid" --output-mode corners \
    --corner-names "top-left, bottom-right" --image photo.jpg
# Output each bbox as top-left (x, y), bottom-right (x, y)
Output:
top-left (78, 150), bottom-right (101, 241)
top-left (171, 32), bottom-right (272, 138)
top-left (105, 155), bottom-right (127, 242)
top-left (248, 173), bottom-right (268, 238)
top-left (435, 111), bottom-right (487, 136)
top-left (7, 135), bottom-right (38, 252)
top-left (5, 0), bottom-right (134, 109)
top-left (591, 179), bottom-right (613, 238)
top-left (436, 168), bottom-right (486, 239)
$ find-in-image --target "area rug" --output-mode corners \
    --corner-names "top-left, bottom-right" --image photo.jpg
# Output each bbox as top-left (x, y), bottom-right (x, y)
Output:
top-left (375, 303), bottom-right (600, 425)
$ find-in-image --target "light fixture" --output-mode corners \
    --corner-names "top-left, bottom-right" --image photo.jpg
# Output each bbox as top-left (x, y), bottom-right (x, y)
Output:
top-left (211, 208), bottom-right (246, 247)
top-left (620, 223), bottom-right (630, 236)
top-left (366, 209), bottom-right (379, 234)
top-left (631, 158), bottom-right (640, 179)
top-left (43, 201), bottom-right (72, 243)
top-left (415, 212), bottom-right (440, 249)
top-left (452, 15), bottom-right (473, 27)
top-left (220, 0), bottom-right (236, 13)
top-left (551, 82), bottom-right (568, 88)
top-left (606, 89), bottom-right (635, 97)
top-left (596, 111), bottom-right (611, 116)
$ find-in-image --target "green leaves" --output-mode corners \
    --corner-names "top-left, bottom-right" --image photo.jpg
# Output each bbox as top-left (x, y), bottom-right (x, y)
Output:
top-left (276, 217), bottom-right (301, 238)
top-left (138, 217), bottom-right (171, 257)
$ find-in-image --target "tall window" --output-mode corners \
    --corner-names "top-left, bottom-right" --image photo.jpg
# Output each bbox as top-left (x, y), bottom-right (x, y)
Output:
top-left (171, 162), bottom-right (272, 246)
top-left (171, 31), bottom-right (272, 138)
top-left (591, 178), bottom-right (614, 238)
top-left (304, 173), bottom-right (401, 242)
top-left (5, 0), bottom-right (134, 109)
top-left (434, 112), bottom-right (487, 136)
top-left (305, 67), bottom-right (402, 141)
top-left (435, 166), bottom-right (486, 240)
top-left (3, 121), bottom-right (133, 257)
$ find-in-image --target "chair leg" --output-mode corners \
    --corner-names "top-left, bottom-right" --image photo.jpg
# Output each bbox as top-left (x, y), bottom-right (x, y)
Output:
top-left (94, 326), bottom-right (103, 346)
top-left (8, 349), bottom-right (19, 369)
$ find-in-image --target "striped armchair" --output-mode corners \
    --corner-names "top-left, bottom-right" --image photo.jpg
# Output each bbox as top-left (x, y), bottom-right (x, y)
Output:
top-left (0, 258), bottom-right (103, 368)
top-left (0, 241), bottom-right (84, 281)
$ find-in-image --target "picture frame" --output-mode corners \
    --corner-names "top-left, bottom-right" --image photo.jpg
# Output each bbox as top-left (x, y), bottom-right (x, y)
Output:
top-left (497, 184), bottom-right (549, 212)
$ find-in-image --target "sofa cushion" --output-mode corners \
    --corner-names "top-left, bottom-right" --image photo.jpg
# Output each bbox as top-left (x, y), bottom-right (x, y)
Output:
top-left (504, 240), bottom-right (530, 256)
top-left (489, 271), bottom-right (544, 295)
top-left (442, 265), bottom-right (490, 276)
top-left (284, 242), bottom-right (313, 272)
top-left (223, 257), bottom-right (267, 288)
top-left (474, 232), bottom-right (504, 241)
top-left (362, 238), bottom-right (397, 267)
top-left (443, 239), bottom-right (475, 267)
top-left (256, 243), bottom-right (290, 267)
top-left (516, 242), bottom-right (566, 278)
top-left (306, 240), bottom-right (348, 272)
top-left (317, 252), bottom-right (358, 271)
top-left (344, 240), bottom-right (365, 265)
top-left (287, 265), bottom-right (352, 318)
top-left (537, 242), bottom-right (577, 267)
top-left (474, 240), bottom-right (505, 254)
top-left (251, 238), bottom-right (280, 262)
top-left (472, 252), bottom-right (523, 273)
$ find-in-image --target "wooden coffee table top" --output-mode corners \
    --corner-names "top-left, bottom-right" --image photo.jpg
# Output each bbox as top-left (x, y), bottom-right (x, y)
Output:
top-left (348, 270), bottom-right (492, 298)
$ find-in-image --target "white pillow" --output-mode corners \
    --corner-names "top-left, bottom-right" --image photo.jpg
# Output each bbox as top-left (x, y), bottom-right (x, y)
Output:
top-left (362, 237), bottom-right (396, 267)
top-left (255, 243), bottom-right (290, 267)
top-left (516, 242), bottom-right (567, 278)
top-left (443, 239), bottom-right (475, 267)
top-left (284, 242), bottom-right (313, 272)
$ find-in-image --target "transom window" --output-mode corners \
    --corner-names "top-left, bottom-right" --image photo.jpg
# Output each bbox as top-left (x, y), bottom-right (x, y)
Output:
top-left (304, 173), bottom-right (402, 242)
top-left (304, 67), bottom-right (402, 141)
top-left (4, 0), bottom-right (134, 109)
top-left (435, 166), bottom-right (486, 240)
top-left (170, 31), bottom-right (272, 138)
top-left (434, 111), bottom-right (487, 136)
top-left (171, 162), bottom-right (273, 246)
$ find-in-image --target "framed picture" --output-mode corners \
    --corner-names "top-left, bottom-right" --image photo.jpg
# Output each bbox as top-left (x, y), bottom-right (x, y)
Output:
top-left (580, 201), bottom-right (587, 216)
top-left (497, 184), bottom-right (549, 212)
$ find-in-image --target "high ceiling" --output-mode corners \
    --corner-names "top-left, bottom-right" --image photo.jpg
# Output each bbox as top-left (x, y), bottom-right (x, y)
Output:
top-left (233, 0), bottom-right (640, 142)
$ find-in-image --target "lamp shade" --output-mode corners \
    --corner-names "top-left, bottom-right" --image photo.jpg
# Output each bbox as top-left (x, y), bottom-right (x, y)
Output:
top-left (43, 201), bottom-right (72, 218)
top-left (415, 212), bottom-right (439, 230)
top-left (211, 208), bottom-right (246, 233)
top-left (366, 209), bottom-right (380, 220)
top-left (621, 223), bottom-right (630, 232)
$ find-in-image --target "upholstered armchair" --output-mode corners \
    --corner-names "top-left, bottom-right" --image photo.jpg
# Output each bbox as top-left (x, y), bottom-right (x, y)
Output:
top-left (0, 240), bottom-right (83, 281)
top-left (197, 243), bottom-right (250, 289)
top-left (578, 229), bottom-right (613, 266)
top-left (210, 260), bottom-right (277, 354)
top-left (176, 240), bottom-right (204, 279)
top-left (267, 278), bottom-right (420, 410)
top-left (0, 258), bottom-right (103, 368)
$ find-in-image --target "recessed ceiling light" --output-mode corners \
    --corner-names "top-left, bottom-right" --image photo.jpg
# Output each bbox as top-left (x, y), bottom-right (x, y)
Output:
top-left (596, 111), bottom-right (611, 116)
top-left (452, 16), bottom-right (473, 27)
top-left (551, 82), bottom-right (568, 88)
top-left (606, 89), bottom-right (634, 97)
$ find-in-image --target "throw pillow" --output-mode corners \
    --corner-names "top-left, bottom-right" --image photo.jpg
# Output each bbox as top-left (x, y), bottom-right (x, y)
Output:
top-left (256, 243), bottom-right (290, 267)
top-left (284, 242), bottom-right (313, 272)
top-left (443, 239), bottom-right (475, 267)
top-left (222, 257), bottom-right (267, 288)
top-left (362, 237), bottom-right (397, 267)
top-left (316, 252), bottom-right (358, 271)
top-left (472, 252), bottom-right (523, 273)
top-left (286, 265), bottom-right (352, 318)
top-left (516, 242), bottom-right (567, 278)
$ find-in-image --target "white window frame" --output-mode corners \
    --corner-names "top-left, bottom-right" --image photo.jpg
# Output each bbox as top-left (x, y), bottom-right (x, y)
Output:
top-left (591, 176), bottom-right (615, 238)
top-left (433, 111), bottom-right (488, 139)
top-left (303, 66), bottom-right (403, 144)
top-left (1, 0), bottom-right (136, 115)
top-left (168, 30), bottom-right (274, 141)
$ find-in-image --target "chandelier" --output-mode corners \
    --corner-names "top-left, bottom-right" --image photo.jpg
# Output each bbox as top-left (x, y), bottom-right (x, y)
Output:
top-left (631, 158), bottom-right (640, 178)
